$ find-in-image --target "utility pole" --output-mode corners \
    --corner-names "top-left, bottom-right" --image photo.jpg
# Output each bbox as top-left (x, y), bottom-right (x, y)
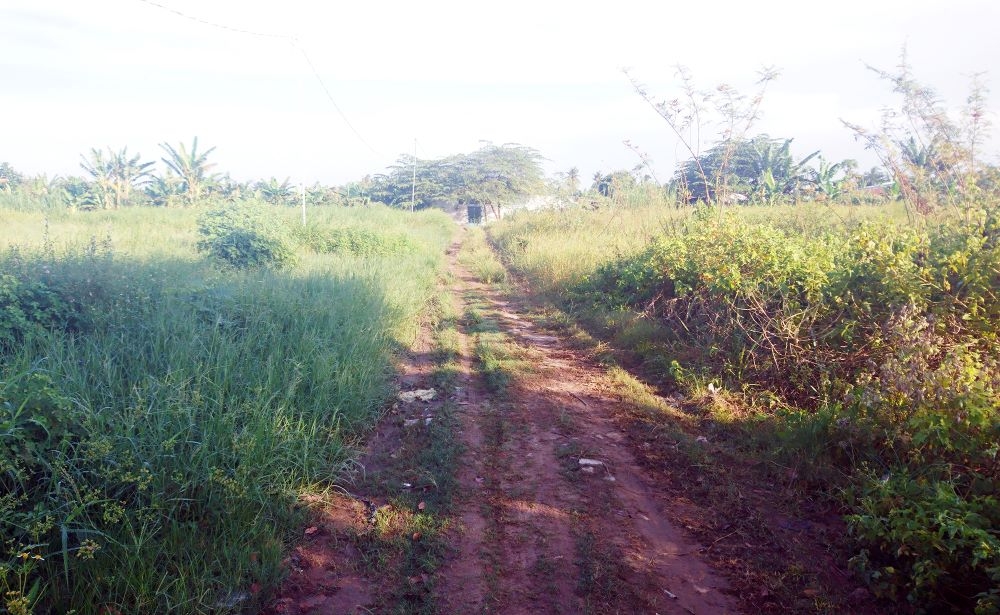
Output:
top-left (410, 138), bottom-right (416, 213)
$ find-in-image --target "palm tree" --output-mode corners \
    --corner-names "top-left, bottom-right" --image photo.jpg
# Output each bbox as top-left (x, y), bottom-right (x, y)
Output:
top-left (566, 167), bottom-right (580, 194)
top-left (159, 137), bottom-right (218, 205)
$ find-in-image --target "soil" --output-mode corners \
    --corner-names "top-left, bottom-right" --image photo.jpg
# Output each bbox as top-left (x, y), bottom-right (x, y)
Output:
top-left (267, 232), bottom-right (873, 614)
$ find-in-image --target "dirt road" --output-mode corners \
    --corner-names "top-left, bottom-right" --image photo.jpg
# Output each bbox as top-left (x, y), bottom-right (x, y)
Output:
top-left (269, 235), bottom-right (740, 614)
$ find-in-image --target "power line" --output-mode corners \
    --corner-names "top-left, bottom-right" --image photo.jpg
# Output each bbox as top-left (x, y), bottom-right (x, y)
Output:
top-left (135, 0), bottom-right (284, 39)
top-left (134, 0), bottom-right (382, 157)
top-left (288, 39), bottom-right (382, 156)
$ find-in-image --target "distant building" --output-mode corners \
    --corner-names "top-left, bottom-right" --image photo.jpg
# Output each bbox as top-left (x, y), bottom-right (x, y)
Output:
top-left (436, 195), bottom-right (568, 225)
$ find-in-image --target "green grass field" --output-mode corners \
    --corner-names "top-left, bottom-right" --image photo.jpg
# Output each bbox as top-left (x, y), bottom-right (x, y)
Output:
top-left (0, 203), bottom-right (453, 613)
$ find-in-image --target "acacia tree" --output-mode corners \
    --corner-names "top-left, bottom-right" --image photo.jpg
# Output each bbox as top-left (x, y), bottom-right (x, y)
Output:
top-left (370, 143), bottom-right (546, 219)
top-left (159, 137), bottom-right (217, 205)
top-left (453, 144), bottom-right (546, 220)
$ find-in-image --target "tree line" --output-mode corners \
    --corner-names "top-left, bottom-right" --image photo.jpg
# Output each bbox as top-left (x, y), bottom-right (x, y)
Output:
top-left (0, 138), bottom-right (367, 210)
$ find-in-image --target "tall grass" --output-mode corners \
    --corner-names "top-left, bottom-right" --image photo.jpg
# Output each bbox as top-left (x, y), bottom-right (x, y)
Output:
top-left (490, 203), bottom-right (686, 294)
top-left (490, 201), bottom-right (897, 294)
top-left (0, 203), bottom-right (453, 613)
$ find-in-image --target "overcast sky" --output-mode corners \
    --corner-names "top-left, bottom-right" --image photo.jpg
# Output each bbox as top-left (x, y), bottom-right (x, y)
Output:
top-left (3, 0), bottom-right (998, 186)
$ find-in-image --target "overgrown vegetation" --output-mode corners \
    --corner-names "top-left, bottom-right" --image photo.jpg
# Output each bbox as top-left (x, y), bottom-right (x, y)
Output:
top-left (490, 61), bottom-right (1000, 614)
top-left (0, 203), bottom-right (452, 613)
top-left (2, 44), bottom-right (998, 614)
top-left (457, 227), bottom-right (507, 286)
top-left (349, 285), bottom-right (464, 615)
top-left (196, 203), bottom-right (297, 269)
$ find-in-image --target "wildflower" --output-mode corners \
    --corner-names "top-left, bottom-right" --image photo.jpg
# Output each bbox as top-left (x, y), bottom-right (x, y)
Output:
top-left (77, 539), bottom-right (101, 560)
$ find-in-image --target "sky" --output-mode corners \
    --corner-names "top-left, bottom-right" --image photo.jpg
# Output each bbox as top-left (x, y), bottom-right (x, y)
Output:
top-left (2, 0), bottom-right (999, 187)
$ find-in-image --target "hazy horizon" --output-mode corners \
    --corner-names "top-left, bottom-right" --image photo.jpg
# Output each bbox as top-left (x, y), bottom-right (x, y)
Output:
top-left (3, 0), bottom-right (998, 186)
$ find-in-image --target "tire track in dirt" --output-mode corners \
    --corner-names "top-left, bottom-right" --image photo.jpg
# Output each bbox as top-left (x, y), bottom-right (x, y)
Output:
top-left (435, 235), bottom-right (740, 614)
top-left (267, 233), bottom-right (740, 614)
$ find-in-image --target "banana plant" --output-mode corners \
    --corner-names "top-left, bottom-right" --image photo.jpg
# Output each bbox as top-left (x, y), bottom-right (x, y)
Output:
top-left (159, 137), bottom-right (218, 205)
top-left (80, 147), bottom-right (154, 209)
top-left (255, 177), bottom-right (295, 206)
top-left (745, 137), bottom-right (819, 199)
top-left (810, 156), bottom-right (854, 199)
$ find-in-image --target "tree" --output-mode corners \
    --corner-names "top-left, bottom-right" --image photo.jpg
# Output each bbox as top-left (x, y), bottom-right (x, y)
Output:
top-left (159, 137), bottom-right (218, 205)
top-left (591, 170), bottom-right (636, 199)
top-left (60, 176), bottom-right (99, 210)
top-left (79, 147), bottom-right (155, 209)
top-left (453, 144), bottom-right (546, 220)
top-left (145, 173), bottom-right (185, 208)
top-left (842, 48), bottom-right (994, 214)
top-left (370, 143), bottom-right (546, 220)
top-left (0, 162), bottom-right (23, 192)
top-left (859, 166), bottom-right (891, 188)
top-left (566, 167), bottom-right (580, 193)
top-left (627, 65), bottom-right (780, 205)
top-left (553, 166), bottom-right (581, 196)
top-left (674, 135), bottom-right (818, 203)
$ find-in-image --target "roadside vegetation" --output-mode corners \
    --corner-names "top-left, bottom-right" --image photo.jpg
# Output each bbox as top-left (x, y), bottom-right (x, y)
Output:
top-left (0, 202), bottom-right (452, 613)
top-left (489, 60), bottom-right (1000, 613)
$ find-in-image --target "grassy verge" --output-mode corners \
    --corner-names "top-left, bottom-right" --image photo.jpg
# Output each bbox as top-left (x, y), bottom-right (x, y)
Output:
top-left (347, 278), bottom-right (465, 614)
top-left (0, 203), bottom-right (453, 614)
top-left (457, 226), bottom-right (507, 286)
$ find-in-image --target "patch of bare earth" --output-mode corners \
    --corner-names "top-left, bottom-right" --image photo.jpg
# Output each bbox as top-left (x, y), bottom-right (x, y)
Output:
top-left (267, 494), bottom-right (375, 615)
top-left (489, 283), bottom-right (879, 612)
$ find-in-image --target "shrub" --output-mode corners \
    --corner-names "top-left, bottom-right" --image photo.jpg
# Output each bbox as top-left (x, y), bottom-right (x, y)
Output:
top-left (849, 475), bottom-right (1000, 613)
top-left (196, 205), bottom-right (296, 269)
top-left (0, 271), bottom-right (81, 352)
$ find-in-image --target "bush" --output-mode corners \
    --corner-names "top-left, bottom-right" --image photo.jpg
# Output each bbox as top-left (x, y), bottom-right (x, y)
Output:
top-left (849, 475), bottom-right (1000, 613)
top-left (196, 205), bottom-right (296, 269)
top-left (0, 270), bottom-right (81, 352)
